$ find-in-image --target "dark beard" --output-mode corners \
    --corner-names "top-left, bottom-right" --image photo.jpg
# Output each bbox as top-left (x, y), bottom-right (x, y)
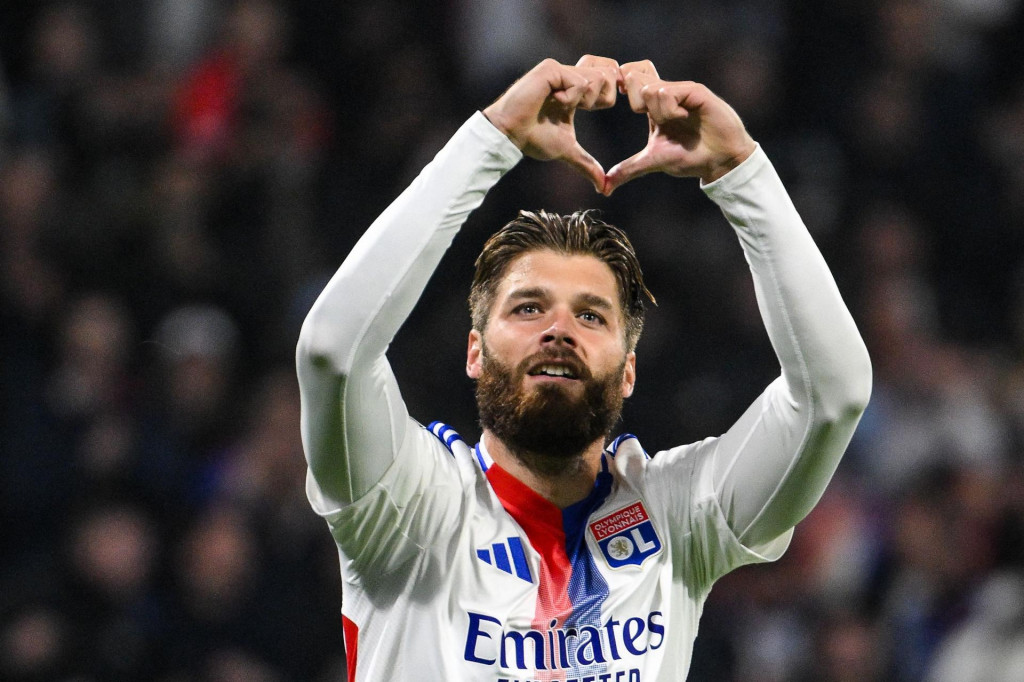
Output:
top-left (475, 346), bottom-right (626, 477)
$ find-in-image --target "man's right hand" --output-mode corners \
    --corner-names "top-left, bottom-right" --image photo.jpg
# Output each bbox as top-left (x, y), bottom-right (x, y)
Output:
top-left (482, 57), bottom-right (618, 193)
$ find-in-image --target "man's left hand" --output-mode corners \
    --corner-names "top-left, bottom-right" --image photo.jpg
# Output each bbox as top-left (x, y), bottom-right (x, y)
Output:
top-left (603, 60), bottom-right (756, 194)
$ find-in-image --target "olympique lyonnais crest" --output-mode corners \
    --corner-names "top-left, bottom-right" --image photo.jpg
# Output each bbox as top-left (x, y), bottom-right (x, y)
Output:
top-left (589, 501), bottom-right (663, 569)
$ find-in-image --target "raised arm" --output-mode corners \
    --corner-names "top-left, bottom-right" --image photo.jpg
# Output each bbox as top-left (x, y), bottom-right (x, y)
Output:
top-left (296, 59), bottom-right (619, 511)
top-left (609, 61), bottom-right (872, 548)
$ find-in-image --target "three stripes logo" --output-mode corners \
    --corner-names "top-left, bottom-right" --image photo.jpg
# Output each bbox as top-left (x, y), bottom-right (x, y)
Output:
top-left (476, 537), bottom-right (532, 583)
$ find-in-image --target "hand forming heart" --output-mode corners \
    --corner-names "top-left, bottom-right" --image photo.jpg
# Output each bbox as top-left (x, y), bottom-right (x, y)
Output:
top-left (482, 55), bottom-right (757, 195)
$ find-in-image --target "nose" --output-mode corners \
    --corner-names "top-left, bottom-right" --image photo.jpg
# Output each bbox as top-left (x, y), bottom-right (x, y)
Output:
top-left (540, 309), bottom-right (577, 348)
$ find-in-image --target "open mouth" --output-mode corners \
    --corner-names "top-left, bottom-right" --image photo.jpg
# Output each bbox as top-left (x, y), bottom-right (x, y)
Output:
top-left (523, 351), bottom-right (589, 382)
top-left (527, 363), bottom-right (579, 379)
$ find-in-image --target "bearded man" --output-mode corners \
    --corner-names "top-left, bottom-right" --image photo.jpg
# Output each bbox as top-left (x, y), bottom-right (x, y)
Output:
top-left (297, 55), bottom-right (871, 681)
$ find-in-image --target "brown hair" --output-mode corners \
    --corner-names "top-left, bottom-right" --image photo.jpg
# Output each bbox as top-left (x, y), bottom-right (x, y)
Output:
top-left (469, 209), bottom-right (654, 351)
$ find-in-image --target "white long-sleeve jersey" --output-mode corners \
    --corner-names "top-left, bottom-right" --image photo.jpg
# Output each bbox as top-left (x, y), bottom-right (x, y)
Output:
top-left (297, 112), bottom-right (871, 682)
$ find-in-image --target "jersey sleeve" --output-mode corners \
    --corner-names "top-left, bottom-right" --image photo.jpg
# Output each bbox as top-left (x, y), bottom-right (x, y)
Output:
top-left (296, 112), bottom-right (522, 519)
top-left (648, 145), bottom-right (872, 586)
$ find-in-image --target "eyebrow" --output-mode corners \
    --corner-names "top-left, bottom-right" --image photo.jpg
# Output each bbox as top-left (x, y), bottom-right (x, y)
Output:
top-left (506, 287), bottom-right (615, 312)
top-left (575, 292), bottom-right (615, 312)
top-left (507, 286), bottom-right (549, 302)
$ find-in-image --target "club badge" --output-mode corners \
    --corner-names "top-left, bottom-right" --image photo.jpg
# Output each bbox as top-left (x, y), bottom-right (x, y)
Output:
top-left (589, 501), bottom-right (663, 569)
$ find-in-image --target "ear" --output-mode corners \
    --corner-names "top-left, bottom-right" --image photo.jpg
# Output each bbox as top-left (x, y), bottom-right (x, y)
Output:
top-left (621, 351), bottom-right (637, 398)
top-left (466, 329), bottom-right (483, 379)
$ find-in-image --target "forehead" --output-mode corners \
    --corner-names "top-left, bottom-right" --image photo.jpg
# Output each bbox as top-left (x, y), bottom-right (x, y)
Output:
top-left (494, 249), bottom-right (620, 303)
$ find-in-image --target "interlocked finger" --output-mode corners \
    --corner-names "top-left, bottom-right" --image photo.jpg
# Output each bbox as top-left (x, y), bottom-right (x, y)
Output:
top-left (547, 66), bottom-right (592, 108)
top-left (645, 84), bottom-right (689, 124)
top-left (521, 58), bottom-right (589, 110)
top-left (620, 60), bottom-right (661, 113)
top-left (576, 54), bottom-right (620, 70)
top-left (575, 64), bottom-right (619, 110)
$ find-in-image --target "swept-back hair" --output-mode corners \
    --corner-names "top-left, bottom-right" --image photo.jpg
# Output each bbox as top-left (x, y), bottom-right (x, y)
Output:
top-left (469, 209), bottom-right (654, 351)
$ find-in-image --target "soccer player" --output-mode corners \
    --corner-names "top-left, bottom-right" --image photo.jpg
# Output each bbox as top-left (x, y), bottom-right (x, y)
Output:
top-left (297, 55), bottom-right (871, 681)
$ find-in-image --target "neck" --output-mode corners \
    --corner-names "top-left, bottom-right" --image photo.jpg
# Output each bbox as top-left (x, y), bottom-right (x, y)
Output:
top-left (482, 430), bottom-right (605, 508)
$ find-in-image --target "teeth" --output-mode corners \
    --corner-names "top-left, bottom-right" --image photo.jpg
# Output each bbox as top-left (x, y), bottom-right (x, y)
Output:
top-left (537, 364), bottom-right (575, 378)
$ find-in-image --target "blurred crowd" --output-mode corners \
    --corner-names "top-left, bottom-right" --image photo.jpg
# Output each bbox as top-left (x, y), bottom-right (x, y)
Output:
top-left (2, 0), bottom-right (1024, 680)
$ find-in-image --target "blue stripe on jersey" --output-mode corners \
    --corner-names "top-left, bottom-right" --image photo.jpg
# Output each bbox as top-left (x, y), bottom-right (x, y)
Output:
top-left (492, 542), bottom-right (511, 573)
top-left (507, 537), bottom-right (532, 583)
top-left (607, 432), bottom-right (650, 459)
top-left (606, 433), bottom-right (636, 456)
top-left (477, 539), bottom-right (532, 583)
top-left (561, 456), bottom-right (613, 674)
top-left (473, 443), bottom-right (489, 472)
top-left (426, 421), bottom-right (463, 456)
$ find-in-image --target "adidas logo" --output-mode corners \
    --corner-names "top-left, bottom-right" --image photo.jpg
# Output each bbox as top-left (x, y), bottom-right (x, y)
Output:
top-left (476, 537), bottom-right (532, 583)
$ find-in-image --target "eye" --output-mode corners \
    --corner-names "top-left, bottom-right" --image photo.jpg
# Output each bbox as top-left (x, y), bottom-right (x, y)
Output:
top-left (512, 302), bottom-right (542, 316)
top-left (579, 310), bottom-right (606, 325)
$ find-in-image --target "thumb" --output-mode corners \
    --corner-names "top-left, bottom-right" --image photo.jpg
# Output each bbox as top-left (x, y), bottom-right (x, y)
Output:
top-left (604, 149), bottom-right (655, 195)
top-left (561, 142), bottom-right (606, 193)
